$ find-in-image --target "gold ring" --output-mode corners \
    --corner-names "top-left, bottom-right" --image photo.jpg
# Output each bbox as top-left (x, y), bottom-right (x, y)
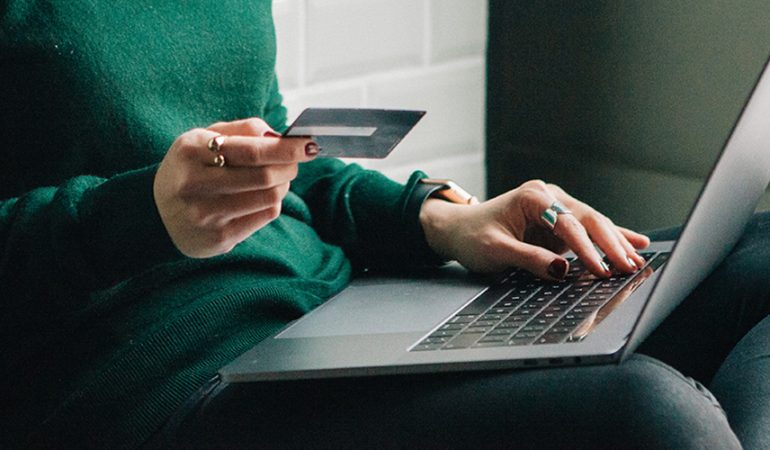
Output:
top-left (212, 154), bottom-right (226, 167)
top-left (207, 135), bottom-right (226, 152)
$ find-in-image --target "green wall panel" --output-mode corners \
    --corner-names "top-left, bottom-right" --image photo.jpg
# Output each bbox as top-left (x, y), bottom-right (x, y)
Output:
top-left (487, 1), bottom-right (770, 229)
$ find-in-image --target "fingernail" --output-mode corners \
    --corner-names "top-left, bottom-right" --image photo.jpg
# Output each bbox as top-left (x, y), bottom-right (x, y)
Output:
top-left (600, 261), bottom-right (611, 273)
top-left (264, 130), bottom-right (282, 138)
top-left (636, 252), bottom-right (646, 264)
top-left (305, 142), bottom-right (320, 156)
top-left (547, 259), bottom-right (569, 279)
top-left (626, 256), bottom-right (638, 270)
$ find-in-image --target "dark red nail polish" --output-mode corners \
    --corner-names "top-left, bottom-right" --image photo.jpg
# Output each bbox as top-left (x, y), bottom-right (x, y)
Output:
top-left (264, 130), bottom-right (282, 138)
top-left (547, 259), bottom-right (568, 279)
top-left (305, 142), bottom-right (320, 156)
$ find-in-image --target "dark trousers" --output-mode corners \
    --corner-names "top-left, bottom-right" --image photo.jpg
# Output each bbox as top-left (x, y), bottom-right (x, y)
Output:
top-left (151, 212), bottom-right (770, 449)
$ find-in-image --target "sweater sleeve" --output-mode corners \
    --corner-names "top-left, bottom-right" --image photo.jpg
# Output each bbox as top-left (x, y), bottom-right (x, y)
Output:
top-left (0, 165), bottom-right (182, 332)
top-left (261, 72), bottom-right (444, 269)
top-left (290, 159), bottom-right (446, 270)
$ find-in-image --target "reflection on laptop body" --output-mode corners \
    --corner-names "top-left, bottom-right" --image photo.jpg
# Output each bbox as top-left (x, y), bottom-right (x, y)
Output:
top-left (220, 56), bottom-right (770, 382)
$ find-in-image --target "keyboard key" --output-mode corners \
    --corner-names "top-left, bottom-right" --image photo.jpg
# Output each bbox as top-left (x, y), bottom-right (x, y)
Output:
top-left (549, 326), bottom-right (573, 334)
top-left (579, 299), bottom-right (604, 308)
top-left (497, 320), bottom-right (525, 329)
top-left (531, 317), bottom-right (558, 327)
top-left (543, 305), bottom-right (566, 314)
top-left (521, 302), bottom-right (543, 310)
top-left (429, 329), bottom-right (457, 338)
top-left (456, 285), bottom-right (514, 315)
top-left (557, 319), bottom-right (582, 328)
top-left (478, 335), bottom-right (507, 343)
top-left (520, 324), bottom-right (547, 333)
top-left (513, 331), bottom-right (540, 339)
top-left (473, 341), bottom-right (508, 348)
top-left (488, 328), bottom-right (514, 336)
top-left (508, 336), bottom-right (534, 346)
top-left (465, 326), bottom-right (492, 334)
top-left (564, 313), bottom-right (587, 321)
top-left (599, 281), bottom-right (623, 289)
top-left (592, 288), bottom-right (614, 296)
top-left (480, 314), bottom-right (504, 321)
top-left (449, 315), bottom-right (477, 324)
top-left (535, 333), bottom-right (568, 345)
top-left (443, 332), bottom-right (485, 349)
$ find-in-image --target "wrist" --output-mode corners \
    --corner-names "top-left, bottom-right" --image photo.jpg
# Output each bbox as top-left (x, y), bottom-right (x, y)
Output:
top-left (414, 177), bottom-right (478, 262)
top-left (419, 197), bottom-right (463, 261)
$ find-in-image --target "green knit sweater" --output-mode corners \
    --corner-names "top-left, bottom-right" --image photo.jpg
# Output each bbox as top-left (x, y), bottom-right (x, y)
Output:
top-left (0, 1), bottom-right (439, 447)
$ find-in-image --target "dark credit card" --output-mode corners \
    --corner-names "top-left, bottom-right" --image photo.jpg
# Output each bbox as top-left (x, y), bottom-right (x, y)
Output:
top-left (283, 108), bottom-right (426, 158)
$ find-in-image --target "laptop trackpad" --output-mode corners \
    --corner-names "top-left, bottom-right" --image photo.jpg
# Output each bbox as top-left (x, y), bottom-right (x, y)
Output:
top-left (277, 276), bottom-right (486, 339)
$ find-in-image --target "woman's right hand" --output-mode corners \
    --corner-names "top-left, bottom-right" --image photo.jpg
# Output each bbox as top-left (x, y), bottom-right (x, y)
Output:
top-left (153, 118), bottom-right (318, 258)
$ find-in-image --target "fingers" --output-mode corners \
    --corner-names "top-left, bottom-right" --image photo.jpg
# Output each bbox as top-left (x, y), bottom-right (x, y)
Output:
top-left (200, 118), bottom-right (319, 166)
top-left (617, 226), bottom-right (651, 249)
top-left (456, 220), bottom-right (570, 280)
top-left (515, 180), bottom-right (649, 277)
top-left (551, 212), bottom-right (614, 276)
top-left (504, 239), bottom-right (571, 281)
top-left (581, 213), bottom-right (642, 272)
top-left (189, 205), bottom-right (285, 257)
top-left (155, 118), bottom-right (314, 259)
top-left (515, 181), bottom-right (610, 277)
top-left (193, 183), bottom-right (291, 226)
top-left (211, 135), bottom-right (317, 166)
top-left (200, 164), bottom-right (298, 195)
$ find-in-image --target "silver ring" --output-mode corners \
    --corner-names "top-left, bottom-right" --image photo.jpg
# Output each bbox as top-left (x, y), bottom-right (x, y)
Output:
top-left (541, 201), bottom-right (572, 230)
top-left (207, 135), bottom-right (226, 152)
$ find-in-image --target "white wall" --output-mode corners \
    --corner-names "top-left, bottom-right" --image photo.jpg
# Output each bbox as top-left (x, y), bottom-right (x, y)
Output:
top-left (273, 0), bottom-right (489, 199)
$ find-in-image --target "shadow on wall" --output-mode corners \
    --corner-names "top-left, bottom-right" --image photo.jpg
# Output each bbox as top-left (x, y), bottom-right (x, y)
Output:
top-left (486, 0), bottom-right (770, 231)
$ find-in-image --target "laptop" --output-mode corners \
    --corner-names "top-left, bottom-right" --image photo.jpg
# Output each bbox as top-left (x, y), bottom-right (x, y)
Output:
top-left (220, 56), bottom-right (770, 382)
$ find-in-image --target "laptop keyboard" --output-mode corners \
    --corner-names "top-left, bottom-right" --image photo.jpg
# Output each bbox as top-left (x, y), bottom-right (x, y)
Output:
top-left (410, 252), bottom-right (670, 351)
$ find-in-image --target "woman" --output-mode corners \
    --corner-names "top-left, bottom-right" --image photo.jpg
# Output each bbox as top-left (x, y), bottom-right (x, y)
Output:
top-left (1, 1), bottom-right (767, 448)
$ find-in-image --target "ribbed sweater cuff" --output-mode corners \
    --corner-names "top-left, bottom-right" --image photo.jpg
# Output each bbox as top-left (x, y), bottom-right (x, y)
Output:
top-left (399, 171), bottom-right (449, 267)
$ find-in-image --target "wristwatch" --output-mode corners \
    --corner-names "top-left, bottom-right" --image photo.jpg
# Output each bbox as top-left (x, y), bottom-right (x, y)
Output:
top-left (419, 178), bottom-right (478, 205)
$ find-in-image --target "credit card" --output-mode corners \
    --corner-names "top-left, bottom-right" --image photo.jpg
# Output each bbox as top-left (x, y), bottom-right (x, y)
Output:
top-left (283, 108), bottom-right (426, 158)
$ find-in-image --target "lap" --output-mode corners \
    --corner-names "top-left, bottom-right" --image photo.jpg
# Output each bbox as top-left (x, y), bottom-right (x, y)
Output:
top-left (149, 212), bottom-right (770, 449)
top-left (151, 354), bottom-right (739, 449)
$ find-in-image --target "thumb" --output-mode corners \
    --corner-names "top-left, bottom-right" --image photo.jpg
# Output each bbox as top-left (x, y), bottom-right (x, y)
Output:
top-left (503, 239), bottom-right (570, 280)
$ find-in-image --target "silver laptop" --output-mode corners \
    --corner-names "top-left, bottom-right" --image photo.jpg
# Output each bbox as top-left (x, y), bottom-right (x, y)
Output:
top-left (220, 56), bottom-right (770, 382)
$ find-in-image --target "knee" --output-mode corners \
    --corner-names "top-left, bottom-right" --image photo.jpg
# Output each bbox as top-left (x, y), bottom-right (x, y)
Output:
top-left (710, 316), bottom-right (770, 448)
top-left (614, 355), bottom-right (740, 449)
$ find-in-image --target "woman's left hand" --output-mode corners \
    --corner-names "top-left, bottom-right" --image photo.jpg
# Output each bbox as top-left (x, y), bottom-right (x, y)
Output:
top-left (419, 179), bottom-right (650, 279)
